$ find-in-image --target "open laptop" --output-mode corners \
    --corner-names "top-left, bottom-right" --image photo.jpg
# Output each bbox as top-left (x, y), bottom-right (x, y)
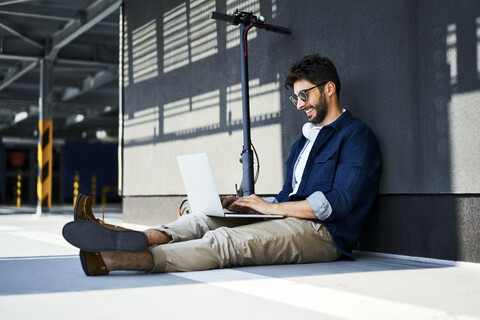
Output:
top-left (177, 153), bottom-right (283, 219)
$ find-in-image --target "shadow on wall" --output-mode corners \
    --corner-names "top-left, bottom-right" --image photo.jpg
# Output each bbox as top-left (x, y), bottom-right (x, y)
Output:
top-left (122, 0), bottom-right (480, 191)
top-left (122, 0), bottom-right (295, 150)
top-left (120, 0), bottom-right (480, 260)
top-left (360, 1), bottom-right (480, 262)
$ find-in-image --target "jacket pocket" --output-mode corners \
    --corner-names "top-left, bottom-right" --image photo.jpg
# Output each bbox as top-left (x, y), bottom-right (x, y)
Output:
top-left (310, 150), bottom-right (336, 192)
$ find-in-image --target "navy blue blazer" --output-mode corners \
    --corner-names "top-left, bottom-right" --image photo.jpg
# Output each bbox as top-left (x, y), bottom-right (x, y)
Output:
top-left (275, 110), bottom-right (382, 259)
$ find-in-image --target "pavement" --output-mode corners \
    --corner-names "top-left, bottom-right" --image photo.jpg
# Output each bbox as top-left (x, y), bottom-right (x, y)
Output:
top-left (0, 204), bottom-right (479, 320)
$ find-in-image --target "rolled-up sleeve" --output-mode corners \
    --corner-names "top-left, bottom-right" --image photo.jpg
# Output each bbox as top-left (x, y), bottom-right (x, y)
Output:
top-left (306, 191), bottom-right (332, 220)
top-left (263, 196), bottom-right (279, 204)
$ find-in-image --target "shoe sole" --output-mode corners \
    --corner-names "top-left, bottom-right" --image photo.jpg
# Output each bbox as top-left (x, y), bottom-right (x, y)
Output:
top-left (62, 220), bottom-right (147, 253)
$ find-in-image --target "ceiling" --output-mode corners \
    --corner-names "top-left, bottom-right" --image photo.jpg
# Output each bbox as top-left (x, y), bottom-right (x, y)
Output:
top-left (0, 0), bottom-right (120, 142)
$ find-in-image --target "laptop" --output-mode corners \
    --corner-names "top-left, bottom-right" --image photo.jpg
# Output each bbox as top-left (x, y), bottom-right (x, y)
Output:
top-left (177, 153), bottom-right (283, 219)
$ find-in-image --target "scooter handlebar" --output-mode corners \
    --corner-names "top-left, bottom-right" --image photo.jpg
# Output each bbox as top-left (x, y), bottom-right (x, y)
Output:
top-left (209, 11), bottom-right (235, 24)
top-left (209, 11), bottom-right (291, 35)
top-left (264, 23), bottom-right (291, 35)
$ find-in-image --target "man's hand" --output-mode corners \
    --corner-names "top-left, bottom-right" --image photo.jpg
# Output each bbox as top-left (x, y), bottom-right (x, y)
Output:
top-left (220, 194), bottom-right (270, 213)
top-left (220, 195), bottom-right (238, 210)
top-left (230, 194), bottom-right (275, 214)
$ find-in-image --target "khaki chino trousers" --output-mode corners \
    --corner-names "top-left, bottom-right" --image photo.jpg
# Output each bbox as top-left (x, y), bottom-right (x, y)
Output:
top-left (148, 213), bottom-right (341, 273)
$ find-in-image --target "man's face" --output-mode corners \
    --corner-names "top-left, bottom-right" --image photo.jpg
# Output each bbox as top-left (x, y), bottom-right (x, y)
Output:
top-left (293, 79), bottom-right (328, 125)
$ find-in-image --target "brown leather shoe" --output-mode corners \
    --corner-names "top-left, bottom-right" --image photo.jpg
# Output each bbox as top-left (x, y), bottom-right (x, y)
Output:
top-left (79, 250), bottom-right (109, 276)
top-left (74, 193), bottom-right (129, 231)
top-left (63, 220), bottom-right (148, 252)
top-left (74, 194), bottom-right (94, 221)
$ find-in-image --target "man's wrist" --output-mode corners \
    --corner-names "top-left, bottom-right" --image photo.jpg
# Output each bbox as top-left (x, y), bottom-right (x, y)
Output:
top-left (269, 202), bottom-right (284, 216)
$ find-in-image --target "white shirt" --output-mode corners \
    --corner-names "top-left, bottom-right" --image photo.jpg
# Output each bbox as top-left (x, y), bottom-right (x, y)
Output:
top-left (290, 123), bottom-right (323, 195)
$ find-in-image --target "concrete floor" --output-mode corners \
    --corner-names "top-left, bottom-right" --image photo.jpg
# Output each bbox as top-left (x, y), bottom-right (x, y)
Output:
top-left (0, 204), bottom-right (479, 320)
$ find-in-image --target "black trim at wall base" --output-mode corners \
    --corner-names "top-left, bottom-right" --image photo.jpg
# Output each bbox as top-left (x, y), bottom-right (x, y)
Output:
top-left (359, 194), bottom-right (480, 263)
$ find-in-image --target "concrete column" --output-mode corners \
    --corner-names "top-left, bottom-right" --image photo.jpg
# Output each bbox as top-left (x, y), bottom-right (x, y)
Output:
top-left (36, 58), bottom-right (54, 215)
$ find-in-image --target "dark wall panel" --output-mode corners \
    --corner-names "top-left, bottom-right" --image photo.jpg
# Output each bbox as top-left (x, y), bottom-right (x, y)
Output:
top-left (360, 195), bottom-right (480, 263)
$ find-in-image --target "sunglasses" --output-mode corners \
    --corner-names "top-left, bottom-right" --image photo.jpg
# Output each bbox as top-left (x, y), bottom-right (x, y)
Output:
top-left (289, 81), bottom-right (328, 106)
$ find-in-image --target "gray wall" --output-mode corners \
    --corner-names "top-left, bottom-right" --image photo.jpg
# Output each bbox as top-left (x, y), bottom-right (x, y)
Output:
top-left (121, 0), bottom-right (480, 262)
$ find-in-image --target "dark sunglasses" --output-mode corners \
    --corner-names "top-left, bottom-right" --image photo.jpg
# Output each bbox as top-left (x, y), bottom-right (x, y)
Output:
top-left (289, 81), bottom-right (328, 106)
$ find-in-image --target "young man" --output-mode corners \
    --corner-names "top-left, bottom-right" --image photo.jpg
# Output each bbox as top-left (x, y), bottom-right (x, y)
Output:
top-left (63, 54), bottom-right (381, 276)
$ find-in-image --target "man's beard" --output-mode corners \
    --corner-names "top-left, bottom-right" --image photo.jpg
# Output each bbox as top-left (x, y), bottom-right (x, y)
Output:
top-left (306, 93), bottom-right (328, 125)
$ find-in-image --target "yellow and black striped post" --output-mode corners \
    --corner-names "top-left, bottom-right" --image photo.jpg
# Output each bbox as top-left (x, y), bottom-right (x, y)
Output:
top-left (73, 171), bottom-right (79, 207)
top-left (16, 169), bottom-right (22, 208)
top-left (37, 119), bottom-right (53, 211)
top-left (36, 58), bottom-right (54, 215)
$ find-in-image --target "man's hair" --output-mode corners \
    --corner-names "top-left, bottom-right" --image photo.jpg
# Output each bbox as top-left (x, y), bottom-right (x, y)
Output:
top-left (285, 54), bottom-right (341, 98)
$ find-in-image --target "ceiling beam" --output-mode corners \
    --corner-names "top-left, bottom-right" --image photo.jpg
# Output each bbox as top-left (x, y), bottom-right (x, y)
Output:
top-left (0, 0), bottom-right (120, 141)
top-left (0, 53), bottom-right (38, 62)
top-left (62, 68), bottom-right (118, 101)
top-left (0, 98), bottom-right (118, 111)
top-left (48, 0), bottom-right (121, 59)
top-left (0, 9), bottom-right (118, 27)
top-left (0, 0), bottom-right (38, 7)
top-left (0, 54), bottom-right (118, 69)
top-left (0, 19), bottom-right (44, 49)
top-left (56, 58), bottom-right (117, 69)
top-left (0, 60), bottom-right (38, 92)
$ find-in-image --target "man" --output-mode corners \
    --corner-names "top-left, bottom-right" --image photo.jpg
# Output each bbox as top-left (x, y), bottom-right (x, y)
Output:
top-left (63, 54), bottom-right (381, 276)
